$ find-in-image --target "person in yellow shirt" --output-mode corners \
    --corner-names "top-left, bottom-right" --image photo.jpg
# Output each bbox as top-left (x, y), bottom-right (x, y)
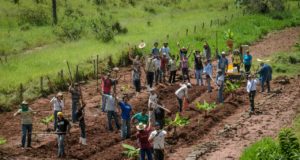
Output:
top-left (232, 50), bottom-right (242, 72)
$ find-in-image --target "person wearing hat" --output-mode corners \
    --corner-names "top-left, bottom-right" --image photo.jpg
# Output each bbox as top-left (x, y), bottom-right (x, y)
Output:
top-left (56, 112), bottom-right (71, 158)
top-left (180, 53), bottom-right (191, 83)
top-left (203, 41), bottom-right (211, 60)
top-left (14, 101), bottom-right (35, 149)
top-left (168, 55), bottom-right (177, 85)
top-left (216, 69), bottom-right (225, 104)
top-left (132, 108), bottom-right (149, 125)
top-left (232, 49), bottom-right (242, 72)
top-left (136, 122), bottom-right (153, 160)
top-left (243, 50), bottom-right (252, 74)
top-left (257, 62), bottom-right (272, 93)
top-left (144, 53), bottom-right (156, 88)
top-left (76, 102), bottom-right (87, 145)
top-left (50, 92), bottom-right (64, 131)
top-left (69, 83), bottom-right (82, 123)
top-left (148, 88), bottom-right (158, 109)
top-left (129, 51), bottom-right (142, 95)
top-left (149, 122), bottom-right (167, 160)
top-left (100, 73), bottom-right (117, 112)
top-left (194, 50), bottom-right (204, 86)
top-left (175, 83), bottom-right (192, 112)
top-left (179, 47), bottom-right (188, 60)
top-left (118, 94), bottom-right (132, 140)
top-left (218, 51), bottom-right (228, 75)
top-left (246, 74), bottom-right (259, 115)
top-left (151, 97), bottom-right (171, 128)
top-left (203, 59), bottom-right (213, 92)
top-left (160, 42), bottom-right (170, 60)
top-left (152, 42), bottom-right (160, 57)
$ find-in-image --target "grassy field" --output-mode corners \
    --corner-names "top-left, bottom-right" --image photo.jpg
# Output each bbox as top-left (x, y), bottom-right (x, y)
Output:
top-left (0, 0), bottom-right (300, 108)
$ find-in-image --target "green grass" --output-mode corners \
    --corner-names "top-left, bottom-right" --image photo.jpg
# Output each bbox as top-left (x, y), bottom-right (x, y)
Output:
top-left (0, 0), bottom-right (300, 108)
top-left (293, 114), bottom-right (300, 143)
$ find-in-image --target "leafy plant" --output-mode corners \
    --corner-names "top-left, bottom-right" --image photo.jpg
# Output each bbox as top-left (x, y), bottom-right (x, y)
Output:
top-left (122, 143), bottom-right (140, 159)
top-left (41, 114), bottom-right (54, 129)
top-left (224, 29), bottom-right (234, 40)
top-left (279, 128), bottom-right (300, 159)
top-left (168, 113), bottom-right (189, 136)
top-left (0, 137), bottom-right (7, 145)
top-left (195, 101), bottom-right (216, 116)
top-left (224, 80), bottom-right (241, 96)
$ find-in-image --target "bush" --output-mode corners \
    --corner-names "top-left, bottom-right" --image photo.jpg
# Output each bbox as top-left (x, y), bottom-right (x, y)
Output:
top-left (18, 5), bottom-right (50, 26)
top-left (54, 8), bottom-right (84, 41)
top-left (237, 0), bottom-right (286, 14)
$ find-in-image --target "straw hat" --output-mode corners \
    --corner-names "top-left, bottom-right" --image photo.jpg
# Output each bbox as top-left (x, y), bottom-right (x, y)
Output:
top-left (138, 42), bottom-right (146, 49)
top-left (57, 112), bottom-right (63, 117)
top-left (186, 83), bottom-right (192, 88)
top-left (136, 122), bottom-right (146, 131)
top-left (221, 51), bottom-right (226, 55)
top-left (21, 100), bottom-right (28, 105)
top-left (57, 92), bottom-right (63, 97)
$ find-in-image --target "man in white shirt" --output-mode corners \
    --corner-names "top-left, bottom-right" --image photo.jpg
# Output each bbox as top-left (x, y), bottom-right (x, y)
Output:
top-left (247, 75), bottom-right (258, 114)
top-left (149, 122), bottom-right (167, 160)
top-left (216, 70), bottom-right (225, 104)
top-left (100, 91), bottom-right (120, 131)
top-left (175, 83), bottom-right (192, 112)
top-left (203, 59), bottom-right (213, 92)
top-left (50, 92), bottom-right (64, 131)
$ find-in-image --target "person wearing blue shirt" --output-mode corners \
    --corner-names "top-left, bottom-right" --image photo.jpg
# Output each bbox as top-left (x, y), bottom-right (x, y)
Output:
top-left (243, 50), bottom-right (252, 74)
top-left (118, 94), bottom-right (132, 139)
top-left (218, 52), bottom-right (228, 74)
top-left (257, 62), bottom-right (272, 93)
top-left (152, 42), bottom-right (160, 57)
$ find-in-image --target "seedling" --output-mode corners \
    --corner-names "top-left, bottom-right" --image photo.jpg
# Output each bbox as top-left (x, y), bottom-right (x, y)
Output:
top-left (224, 29), bottom-right (234, 40)
top-left (41, 114), bottom-right (54, 130)
top-left (169, 113), bottom-right (190, 136)
top-left (195, 101), bottom-right (217, 116)
top-left (224, 80), bottom-right (241, 97)
top-left (0, 137), bottom-right (7, 145)
top-left (122, 143), bottom-right (140, 159)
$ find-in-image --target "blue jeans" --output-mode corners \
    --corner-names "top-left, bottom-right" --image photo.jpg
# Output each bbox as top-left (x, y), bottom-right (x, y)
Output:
top-left (261, 80), bottom-right (270, 92)
top-left (121, 119), bottom-right (131, 139)
top-left (21, 124), bottom-right (32, 147)
top-left (195, 69), bottom-right (203, 85)
top-left (71, 101), bottom-right (79, 122)
top-left (54, 110), bottom-right (61, 131)
top-left (57, 135), bottom-right (65, 157)
top-left (217, 83), bottom-right (224, 103)
top-left (177, 98), bottom-right (183, 112)
top-left (206, 75), bottom-right (212, 92)
top-left (79, 121), bottom-right (86, 138)
top-left (107, 111), bottom-right (120, 131)
top-left (140, 148), bottom-right (153, 160)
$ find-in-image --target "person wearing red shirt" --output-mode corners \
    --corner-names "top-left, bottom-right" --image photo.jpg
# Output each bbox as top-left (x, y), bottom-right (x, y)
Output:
top-left (136, 122), bottom-right (153, 160)
top-left (101, 73), bottom-right (115, 112)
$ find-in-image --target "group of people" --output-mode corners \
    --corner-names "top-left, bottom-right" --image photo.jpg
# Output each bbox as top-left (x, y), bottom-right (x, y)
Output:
top-left (13, 41), bottom-right (273, 159)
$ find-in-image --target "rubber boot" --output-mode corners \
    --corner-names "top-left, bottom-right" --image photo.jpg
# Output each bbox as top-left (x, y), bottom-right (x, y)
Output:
top-left (82, 138), bottom-right (87, 145)
top-left (79, 137), bottom-right (82, 144)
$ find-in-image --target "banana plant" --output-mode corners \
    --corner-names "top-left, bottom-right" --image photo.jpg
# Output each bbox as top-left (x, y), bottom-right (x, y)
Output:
top-left (41, 114), bottom-right (54, 130)
top-left (122, 143), bottom-right (140, 159)
top-left (169, 112), bottom-right (189, 136)
top-left (0, 137), bottom-right (6, 145)
top-left (224, 80), bottom-right (241, 97)
top-left (195, 101), bottom-right (217, 116)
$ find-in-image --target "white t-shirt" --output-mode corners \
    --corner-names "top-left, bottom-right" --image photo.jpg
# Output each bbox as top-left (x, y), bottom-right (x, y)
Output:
top-left (149, 130), bottom-right (167, 149)
top-left (175, 84), bottom-right (188, 99)
top-left (247, 79), bottom-right (258, 92)
top-left (148, 93), bottom-right (158, 108)
top-left (50, 97), bottom-right (64, 111)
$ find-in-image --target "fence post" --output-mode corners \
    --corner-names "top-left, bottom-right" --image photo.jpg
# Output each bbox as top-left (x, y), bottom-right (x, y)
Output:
top-left (231, 14), bottom-right (233, 20)
top-left (60, 69), bottom-right (64, 80)
top-left (186, 29), bottom-right (188, 36)
top-left (40, 76), bottom-right (43, 93)
top-left (96, 55), bottom-right (99, 92)
top-left (202, 22), bottom-right (205, 29)
top-left (76, 65), bottom-right (79, 82)
top-left (19, 83), bottom-right (23, 102)
top-left (5, 56), bottom-right (7, 63)
top-left (166, 34), bottom-right (169, 40)
top-left (194, 25), bottom-right (196, 33)
top-left (210, 20), bottom-right (213, 27)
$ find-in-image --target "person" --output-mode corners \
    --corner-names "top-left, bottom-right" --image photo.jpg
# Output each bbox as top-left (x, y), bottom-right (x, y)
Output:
top-left (69, 83), bottom-right (82, 123)
top-left (118, 94), bottom-right (132, 139)
top-left (232, 49), bottom-right (242, 72)
top-left (216, 70), bottom-right (225, 104)
top-left (76, 102), bottom-right (87, 145)
top-left (152, 42), bottom-right (160, 57)
top-left (145, 54), bottom-right (156, 89)
top-left (194, 51), bottom-right (204, 86)
top-left (154, 55), bottom-right (161, 85)
top-left (160, 42), bottom-right (170, 60)
top-left (50, 92), bottom-right (64, 131)
top-left (257, 62), bottom-right (272, 93)
top-left (132, 108), bottom-right (149, 125)
top-left (180, 54), bottom-right (191, 83)
top-left (129, 53), bottom-right (142, 95)
top-left (152, 98), bottom-right (170, 128)
top-left (218, 51), bottom-right (228, 74)
top-left (246, 75), bottom-right (259, 115)
top-left (136, 122), bottom-right (153, 160)
top-left (148, 88), bottom-right (158, 109)
top-left (100, 73), bottom-right (116, 112)
top-left (56, 112), bottom-right (71, 158)
top-left (203, 41), bottom-right (211, 60)
top-left (243, 50), bottom-right (252, 74)
top-left (149, 122), bottom-right (167, 160)
top-left (168, 55), bottom-right (177, 85)
top-left (100, 90), bottom-right (120, 131)
top-left (14, 101), bottom-right (35, 149)
top-left (175, 83), bottom-right (192, 112)
top-left (203, 59), bottom-right (213, 92)
top-left (160, 53), bottom-right (168, 83)
top-left (129, 52), bottom-right (141, 73)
